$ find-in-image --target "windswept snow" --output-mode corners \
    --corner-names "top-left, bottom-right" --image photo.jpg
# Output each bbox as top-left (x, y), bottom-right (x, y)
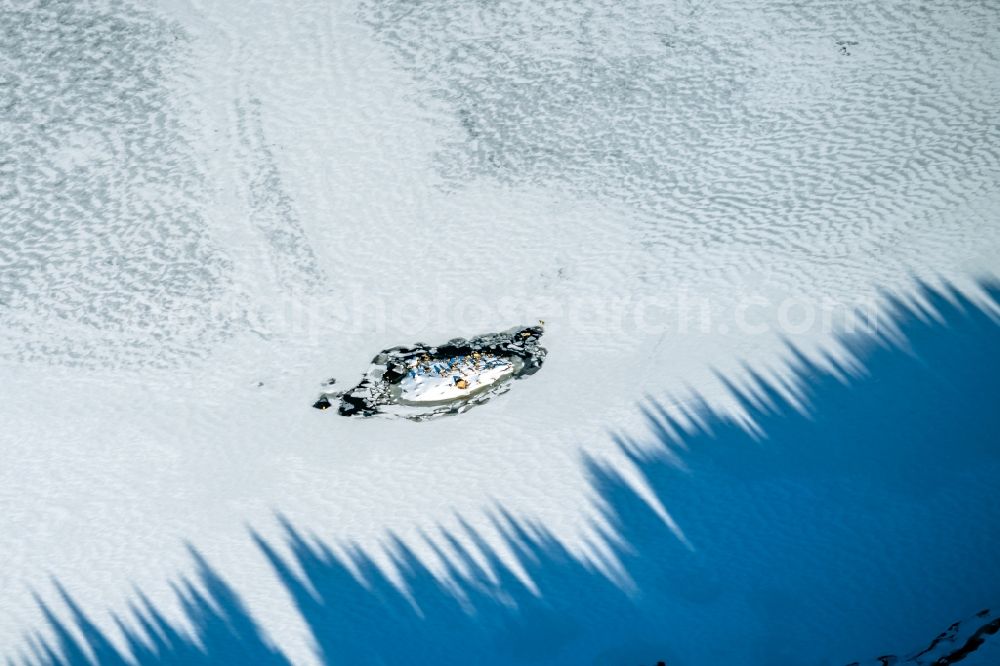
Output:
top-left (1, 0), bottom-right (999, 662)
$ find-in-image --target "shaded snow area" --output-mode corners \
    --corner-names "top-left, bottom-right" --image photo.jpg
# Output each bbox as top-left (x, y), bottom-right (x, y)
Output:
top-left (1, 0), bottom-right (999, 664)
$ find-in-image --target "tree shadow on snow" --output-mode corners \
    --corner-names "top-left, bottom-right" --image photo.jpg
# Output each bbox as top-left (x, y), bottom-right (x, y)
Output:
top-left (15, 279), bottom-right (1000, 666)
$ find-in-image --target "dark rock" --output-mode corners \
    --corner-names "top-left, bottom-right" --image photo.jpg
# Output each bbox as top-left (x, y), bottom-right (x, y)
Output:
top-left (313, 323), bottom-right (547, 421)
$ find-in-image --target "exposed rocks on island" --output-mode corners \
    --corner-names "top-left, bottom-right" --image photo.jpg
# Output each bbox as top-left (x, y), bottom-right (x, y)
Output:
top-left (846, 608), bottom-right (1000, 665)
top-left (313, 323), bottom-right (547, 421)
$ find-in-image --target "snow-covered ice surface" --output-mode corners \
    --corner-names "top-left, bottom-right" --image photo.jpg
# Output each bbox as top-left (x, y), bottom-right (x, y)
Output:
top-left (1, 0), bottom-right (999, 663)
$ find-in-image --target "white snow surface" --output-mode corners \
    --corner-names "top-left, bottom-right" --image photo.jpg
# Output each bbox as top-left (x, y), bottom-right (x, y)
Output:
top-left (1, 0), bottom-right (999, 662)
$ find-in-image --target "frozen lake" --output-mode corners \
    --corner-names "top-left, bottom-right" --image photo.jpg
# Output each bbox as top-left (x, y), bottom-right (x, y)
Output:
top-left (2, 0), bottom-right (999, 663)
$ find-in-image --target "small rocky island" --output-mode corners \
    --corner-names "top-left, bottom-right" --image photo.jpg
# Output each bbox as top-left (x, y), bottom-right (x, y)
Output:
top-left (314, 323), bottom-right (547, 421)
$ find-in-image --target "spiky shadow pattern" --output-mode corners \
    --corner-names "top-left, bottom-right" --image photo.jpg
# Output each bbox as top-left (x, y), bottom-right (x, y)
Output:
top-left (18, 549), bottom-right (288, 666)
top-left (14, 280), bottom-right (1000, 665)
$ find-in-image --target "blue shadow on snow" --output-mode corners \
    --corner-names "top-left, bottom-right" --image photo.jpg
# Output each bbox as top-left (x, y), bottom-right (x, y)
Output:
top-left (14, 279), bottom-right (1000, 666)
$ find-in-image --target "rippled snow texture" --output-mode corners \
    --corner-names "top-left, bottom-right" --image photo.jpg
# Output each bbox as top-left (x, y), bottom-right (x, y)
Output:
top-left (0, 1), bottom-right (235, 367)
top-left (356, 0), bottom-right (1000, 290)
